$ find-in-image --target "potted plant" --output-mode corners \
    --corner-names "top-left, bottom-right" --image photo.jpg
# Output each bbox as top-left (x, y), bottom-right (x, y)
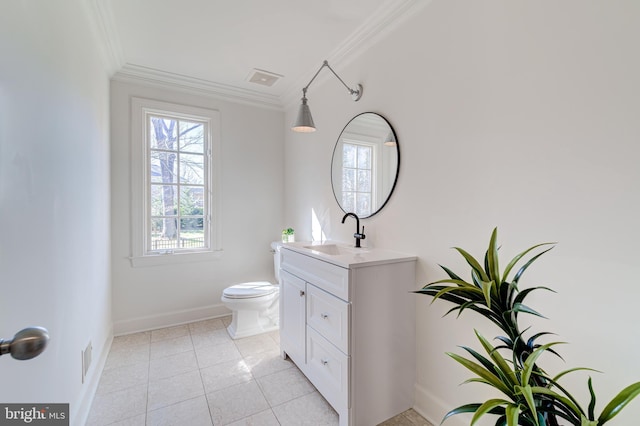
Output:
top-left (282, 227), bottom-right (295, 243)
top-left (416, 228), bottom-right (640, 425)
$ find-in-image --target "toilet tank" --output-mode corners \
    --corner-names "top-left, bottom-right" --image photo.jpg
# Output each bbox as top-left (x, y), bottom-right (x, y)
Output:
top-left (271, 241), bottom-right (283, 282)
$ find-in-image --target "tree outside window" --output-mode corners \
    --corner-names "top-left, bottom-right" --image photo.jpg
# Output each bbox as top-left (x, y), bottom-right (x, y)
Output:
top-left (148, 115), bottom-right (208, 251)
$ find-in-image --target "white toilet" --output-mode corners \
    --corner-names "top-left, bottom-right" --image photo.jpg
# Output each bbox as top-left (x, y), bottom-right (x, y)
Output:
top-left (221, 241), bottom-right (281, 339)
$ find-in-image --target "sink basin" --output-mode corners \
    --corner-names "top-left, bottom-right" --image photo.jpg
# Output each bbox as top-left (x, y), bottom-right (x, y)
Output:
top-left (284, 241), bottom-right (415, 268)
top-left (303, 244), bottom-right (366, 256)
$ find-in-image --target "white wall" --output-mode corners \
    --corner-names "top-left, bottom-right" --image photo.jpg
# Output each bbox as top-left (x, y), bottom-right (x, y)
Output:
top-left (0, 1), bottom-right (112, 424)
top-left (284, 1), bottom-right (640, 424)
top-left (110, 81), bottom-right (285, 334)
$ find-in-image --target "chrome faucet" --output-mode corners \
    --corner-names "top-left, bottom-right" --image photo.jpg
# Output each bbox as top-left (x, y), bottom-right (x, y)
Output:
top-left (341, 212), bottom-right (366, 248)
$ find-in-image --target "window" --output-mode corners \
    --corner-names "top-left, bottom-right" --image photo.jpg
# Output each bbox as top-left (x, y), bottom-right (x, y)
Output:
top-left (341, 141), bottom-right (375, 216)
top-left (131, 98), bottom-right (221, 266)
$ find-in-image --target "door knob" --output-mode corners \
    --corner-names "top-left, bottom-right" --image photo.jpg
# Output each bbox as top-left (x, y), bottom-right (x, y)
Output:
top-left (0, 327), bottom-right (49, 360)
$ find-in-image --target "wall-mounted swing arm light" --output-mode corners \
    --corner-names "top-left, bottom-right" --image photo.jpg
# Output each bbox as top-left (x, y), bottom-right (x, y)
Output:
top-left (291, 60), bottom-right (363, 133)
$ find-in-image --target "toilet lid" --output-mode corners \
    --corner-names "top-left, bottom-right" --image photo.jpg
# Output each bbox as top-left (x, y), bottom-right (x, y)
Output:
top-left (223, 282), bottom-right (277, 299)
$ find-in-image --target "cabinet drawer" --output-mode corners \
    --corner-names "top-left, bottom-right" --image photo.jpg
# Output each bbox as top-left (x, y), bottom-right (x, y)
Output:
top-left (281, 248), bottom-right (350, 301)
top-left (306, 327), bottom-right (349, 411)
top-left (307, 284), bottom-right (349, 353)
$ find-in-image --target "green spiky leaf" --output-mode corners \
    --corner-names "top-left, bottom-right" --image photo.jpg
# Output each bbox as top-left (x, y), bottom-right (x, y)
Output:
top-left (522, 342), bottom-right (565, 385)
top-left (486, 228), bottom-right (501, 283)
top-left (475, 331), bottom-right (518, 387)
top-left (481, 280), bottom-right (495, 309)
top-left (453, 246), bottom-right (490, 282)
top-left (587, 377), bottom-right (596, 421)
top-left (502, 242), bottom-right (555, 283)
top-left (471, 399), bottom-right (511, 425)
top-left (505, 404), bottom-right (520, 426)
top-left (447, 352), bottom-right (512, 395)
top-left (598, 381), bottom-right (640, 424)
top-left (515, 384), bottom-right (539, 426)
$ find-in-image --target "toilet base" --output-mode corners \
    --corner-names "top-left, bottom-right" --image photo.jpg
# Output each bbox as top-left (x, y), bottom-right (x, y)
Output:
top-left (226, 308), bottom-right (279, 340)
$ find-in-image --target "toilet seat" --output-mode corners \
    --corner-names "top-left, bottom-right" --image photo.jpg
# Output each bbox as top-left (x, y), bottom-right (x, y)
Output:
top-left (223, 282), bottom-right (277, 299)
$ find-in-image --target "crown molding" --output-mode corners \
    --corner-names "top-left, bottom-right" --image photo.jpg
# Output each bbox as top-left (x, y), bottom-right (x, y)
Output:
top-left (87, 0), bottom-right (430, 110)
top-left (84, 0), bottom-right (125, 75)
top-left (112, 64), bottom-right (284, 110)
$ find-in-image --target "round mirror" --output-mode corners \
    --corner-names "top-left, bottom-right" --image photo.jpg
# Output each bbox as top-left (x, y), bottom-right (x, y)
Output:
top-left (331, 112), bottom-right (400, 218)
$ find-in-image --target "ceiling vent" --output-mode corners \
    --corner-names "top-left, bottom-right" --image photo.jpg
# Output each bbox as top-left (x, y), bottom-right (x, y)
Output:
top-left (247, 69), bottom-right (283, 87)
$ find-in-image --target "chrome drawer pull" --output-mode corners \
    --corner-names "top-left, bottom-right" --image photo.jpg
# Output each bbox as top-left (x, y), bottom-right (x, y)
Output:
top-left (321, 358), bottom-right (329, 366)
top-left (320, 313), bottom-right (329, 319)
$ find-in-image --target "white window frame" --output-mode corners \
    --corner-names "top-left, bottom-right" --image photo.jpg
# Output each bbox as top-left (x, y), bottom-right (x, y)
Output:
top-left (340, 138), bottom-right (378, 217)
top-left (130, 97), bottom-right (222, 267)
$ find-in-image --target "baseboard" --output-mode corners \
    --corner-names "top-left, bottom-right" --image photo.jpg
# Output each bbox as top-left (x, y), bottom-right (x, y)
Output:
top-left (72, 327), bottom-right (114, 426)
top-left (113, 303), bottom-right (231, 336)
top-left (414, 383), bottom-right (468, 426)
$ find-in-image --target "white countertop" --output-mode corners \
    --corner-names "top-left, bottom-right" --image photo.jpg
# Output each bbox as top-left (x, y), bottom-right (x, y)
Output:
top-left (280, 241), bottom-right (416, 269)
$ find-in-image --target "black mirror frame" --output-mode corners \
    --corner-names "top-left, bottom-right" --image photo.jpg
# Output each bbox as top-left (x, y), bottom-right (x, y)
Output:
top-left (330, 112), bottom-right (400, 219)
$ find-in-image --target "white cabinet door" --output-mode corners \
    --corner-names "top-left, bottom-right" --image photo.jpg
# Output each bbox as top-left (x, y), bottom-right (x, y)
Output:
top-left (280, 270), bottom-right (306, 365)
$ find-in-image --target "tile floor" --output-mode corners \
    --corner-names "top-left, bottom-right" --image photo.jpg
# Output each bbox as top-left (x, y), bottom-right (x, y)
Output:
top-left (88, 317), bottom-right (432, 426)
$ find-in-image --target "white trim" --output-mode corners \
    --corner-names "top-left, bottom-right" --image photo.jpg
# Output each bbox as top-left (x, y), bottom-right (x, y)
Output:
top-left (114, 64), bottom-right (284, 111)
top-left (88, 0), bottom-right (430, 108)
top-left (340, 139), bottom-right (377, 217)
top-left (129, 249), bottom-right (223, 267)
top-left (83, 0), bottom-right (125, 75)
top-left (414, 382), bottom-right (467, 426)
top-left (130, 97), bottom-right (222, 267)
top-left (113, 304), bottom-right (231, 336)
top-left (73, 329), bottom-right (114, 426)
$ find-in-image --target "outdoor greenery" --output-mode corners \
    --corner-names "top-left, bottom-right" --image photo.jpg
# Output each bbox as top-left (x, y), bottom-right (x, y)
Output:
top-left (415, 228), bottom-right (640, 425)
top-left (149, 115), bottom-right (206, 249)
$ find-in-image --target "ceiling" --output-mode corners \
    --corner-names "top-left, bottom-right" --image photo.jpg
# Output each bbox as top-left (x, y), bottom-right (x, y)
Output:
top-left (91, 0), bottom-right (426, 108)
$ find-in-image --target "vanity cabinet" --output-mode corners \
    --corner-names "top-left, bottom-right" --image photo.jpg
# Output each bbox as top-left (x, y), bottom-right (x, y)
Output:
top-left (279, 244), bottom-right (416, 426)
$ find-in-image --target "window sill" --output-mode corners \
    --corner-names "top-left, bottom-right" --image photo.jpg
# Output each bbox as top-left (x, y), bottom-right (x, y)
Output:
top-left (130, 250), bottom-right (223, 267)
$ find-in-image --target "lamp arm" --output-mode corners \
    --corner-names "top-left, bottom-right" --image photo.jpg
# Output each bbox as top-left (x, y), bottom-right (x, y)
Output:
top-left (302, 60), bottom-right (330, 93)
top-left (324, 61), bottom-right (358, 96)
top-left (302, 60), bottom-right (361, 98)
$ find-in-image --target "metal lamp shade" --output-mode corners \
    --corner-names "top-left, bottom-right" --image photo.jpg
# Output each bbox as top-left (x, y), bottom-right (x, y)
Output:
top-left (291, 97), bottom-right (316, 133)
top-left (383, 131), bottom-right (397, 146)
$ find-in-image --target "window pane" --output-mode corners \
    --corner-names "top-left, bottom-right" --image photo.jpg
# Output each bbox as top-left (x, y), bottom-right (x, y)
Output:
top-left (179, 121), bottom-right (204, 153)
top-left (150, 117), bottom-right (177, 150)
top-left (180, 186), bottom-right (204, 215)
top-left (151, 184), bottom-right (178, 216)
top-left (356, 193), bottom-right (371, 216)
top-left (357, 170), bottom-right (371, 192)
top-left (150, 151), bottom-right (177, 183)
top-left (342, 168), bottom-right (355, 191)
top-left (342, 144), bottom-right (356, 168)
top-left (179, 221), bottom-right (205, 249)
top-left (357, 146), bottom-right (371, 169)
top-left (150, 219), bottom-right (163, 241)
top-left (151, 218), bottom-right (179, 250)
top-left (342, 192), bottom-right (356, 213)
top-left (179, 153), bottom-right (204, 184)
